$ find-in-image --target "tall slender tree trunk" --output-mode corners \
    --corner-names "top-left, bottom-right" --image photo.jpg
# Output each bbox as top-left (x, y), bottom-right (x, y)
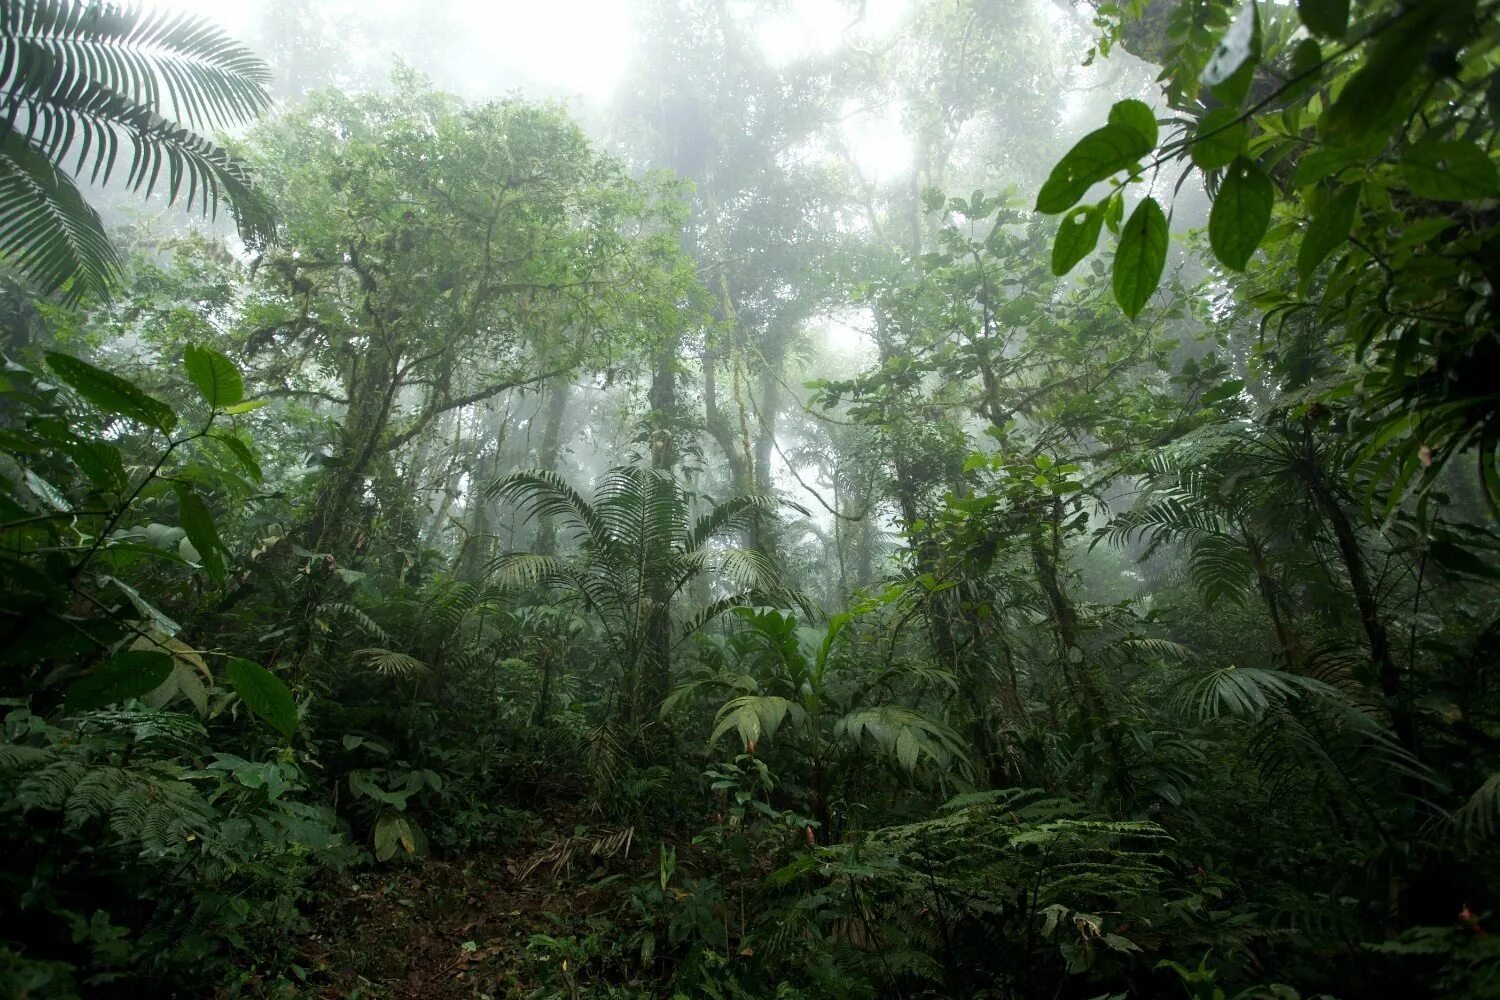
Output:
top-left (533, 380), bottom-right (572, 556)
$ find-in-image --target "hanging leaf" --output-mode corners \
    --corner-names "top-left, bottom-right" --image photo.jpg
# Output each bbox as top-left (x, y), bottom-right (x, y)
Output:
top-left (1286, 38), bottom-right (1324, 98)
top-left (1113, 197), bottom-right (1168, 319)
top-left (1401, 140), bottom-right (1500, 202)
top-left (1201, 2), bottom-right (1259, 87)
top-left (174, 484), bottom-right (226, 582)
top-left (1190, 109), bottom-right (1247, 171)
top-left (226, 657), bottom-right (297, 737)
top-left (64, 650), bottom-right (173, 712)
top-left (1208, 158), bottom-right (1274, 271)
top-left (212, 433), bottom-right (262, 483)
top-left (102, 575), bottom-right (181, 635)
top-left (1296, 183), bottom-right (1361, 293)
top-left (1108, 99), bottom-right (1158, 148)
top-left (1297, 0), bottom-right (1348, 38)
top-left (44, 352), bottom-right (177, 432)
top-left (1051, 204), bottom-right (1104, 276)
top-left (183, 344), bottom-right (245, 408)
top-left (1035, 124), bottom-right (1153, 214)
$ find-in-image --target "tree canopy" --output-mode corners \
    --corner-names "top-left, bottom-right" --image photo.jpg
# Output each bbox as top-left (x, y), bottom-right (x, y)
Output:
top-left (0, 1), bottom-right (1496, 997)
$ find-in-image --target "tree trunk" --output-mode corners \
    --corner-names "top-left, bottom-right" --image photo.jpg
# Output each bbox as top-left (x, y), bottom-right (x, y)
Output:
top-left (534, 380), bottom-right (572, 556)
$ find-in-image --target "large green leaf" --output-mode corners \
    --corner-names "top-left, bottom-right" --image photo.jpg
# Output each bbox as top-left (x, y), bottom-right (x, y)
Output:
top-left (225, 657), bottom-right (297, 737)
top-left (1296, 183), bottom-right (1361, 293)
top-left (1112, 197), bottom-right (1168, 319)
top-left (1035, 124), bottom-right (1153, 214)
top-left (65, 650), bottom-right (173, 711)
top-left (1190, 108), bottom-right (1247, 171)
top-left (1051, 204), bottom-right (1104, 276)
top-left (1108, 99), bottom-right (1158, 148)
top-left (174, 483), bottom-right (226, 582)
top-left (45, 351), bottom-right (177, 432)
top-left (1208, 157), bottom-right (1274, 271)
top-left (1401, 140), bottom-right (1499, 202)
top-left (183, 343), bottom-right (244, 407)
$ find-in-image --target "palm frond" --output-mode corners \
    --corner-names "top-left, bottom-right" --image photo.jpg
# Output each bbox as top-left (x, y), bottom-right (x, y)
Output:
top-left (0, 130), bottom-right (115, 299)
top-left (709, 694), bottom-right (806, 750)
top-left (488, 469), bottom-right (614, 555)
top-left (687, 492), bottom-right (782, 551)
top-left (1173, 665), bottom-right (1341, 723)
top-left (0, 0), bottom-right (272, 299)
top-left (836, 704), bottom-right (976, 781)
top-left (1454, 772), bottom-right (1500, 841)
top-left (353, 647), bottom-right (427, 678)
top-left (2, 1), bottom-right (272, 131)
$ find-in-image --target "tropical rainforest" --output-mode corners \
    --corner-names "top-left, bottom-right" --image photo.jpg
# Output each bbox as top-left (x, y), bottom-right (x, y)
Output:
top-left (1, 0), bottom-right (1498, 996)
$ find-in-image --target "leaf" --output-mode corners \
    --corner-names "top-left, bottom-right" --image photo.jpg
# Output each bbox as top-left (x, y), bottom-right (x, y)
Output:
top-left (1287, 38), bottom-right (1324, 97)
top-left (1296, 183), bottom-right (1361, 294)
top-left (225, 657), bottom-right (297, 738)
top-left (102, 575), bottom-right (181, 635)
top-left (1401, 140), bottom-right (1499, 202)
top-left (212, 434), bottom-right (262, 483)
top-left (1297, 0), bottom-right (1348, 38)
top-left (1208, 157), bottom-right (1274, 271)
top-left (1108, 99), bottom-right (1158, 148)
top-left (44, 352), bottom-right (176, 432)
top-left (374, 813), bottom-right (400, 861)
top-left (1051, 204), bottom-right (1104, 276)
top-left (222, 399), bottom-right (270, 414)
top-left (1035, 124), bottom-right (1153, 214)
top-left (1113, 197), bottom-right (1168, 319)
top-left (1201, 1), bottom-right (1259, 87)
top-left (1320, 4), bottom-right (1442, 145)
top-left (174, 484), bottom-right (225, 582)
top-left (65, 650), bottom-right (173, 712)
top-left (144, 660), bottom-right (211, 717)
top-left (1190, 109), bottom-right (1246, 171)
top-left (183, 344), bottom-right (244, 407)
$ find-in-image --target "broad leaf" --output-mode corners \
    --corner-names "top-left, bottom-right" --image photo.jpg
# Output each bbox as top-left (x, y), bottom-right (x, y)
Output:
top-left (45, 352), bottom-right (176, 432)
top-left (1035, 124), bottom-right (1153, 214)
top-left (1051, 204), bottom-right (1103, 276)
top-left (1108, 99), bottom-right (1158, 148)
top-left (1296, 183), bottom-right (1361, 293)
top-left (1113, 197), bottom-right (1168, 319)
top-left (1201, 2), bottom-right (1258, 87)
top-left (183, 344), bottom-right (244, 407)
top-left (175, 483), bottom-right (226, 582)
top-left (1401, 140), bottom-right (1499, 202)
top-left (65, 650), bottom-right (173, 711)
top-left (1208, 158), bottom-right (1274, 271)
top-left (226, 657), bottom-right (297, 737)
top-left (1190, 108), bottom-right (1246, 171)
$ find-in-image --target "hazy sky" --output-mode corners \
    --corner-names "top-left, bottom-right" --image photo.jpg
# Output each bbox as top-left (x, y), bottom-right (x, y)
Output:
top-left (170, 0), bottom-right (914, 100)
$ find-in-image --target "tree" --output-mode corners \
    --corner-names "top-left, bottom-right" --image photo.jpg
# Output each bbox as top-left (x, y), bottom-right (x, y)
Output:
top-left (0, 0), bottom-right (271, 301)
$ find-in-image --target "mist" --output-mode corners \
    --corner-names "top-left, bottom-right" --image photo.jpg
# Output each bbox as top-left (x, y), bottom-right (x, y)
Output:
top-left (3, 0), bottom-right (1495, 996)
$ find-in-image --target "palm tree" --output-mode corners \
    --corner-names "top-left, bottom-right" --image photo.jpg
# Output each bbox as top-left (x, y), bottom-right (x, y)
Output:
top-left (0, 0), bottom-right (272, 302)
top-left (487, 466), bottom-right (794, 721)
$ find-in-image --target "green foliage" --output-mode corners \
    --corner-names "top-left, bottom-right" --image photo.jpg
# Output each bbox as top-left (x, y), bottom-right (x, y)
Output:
top-left (0, 0), bottom-right (271, 301)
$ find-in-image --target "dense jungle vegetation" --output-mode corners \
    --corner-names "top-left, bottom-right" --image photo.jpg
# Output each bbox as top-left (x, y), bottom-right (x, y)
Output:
top-left (1, 0), bottom-right (1498, 996)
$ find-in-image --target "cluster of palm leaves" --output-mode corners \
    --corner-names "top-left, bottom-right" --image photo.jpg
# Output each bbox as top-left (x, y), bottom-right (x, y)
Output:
top-left (487, 466), bottom-right (795, 719)
top-left (0, 0), bottom-right (271, 302)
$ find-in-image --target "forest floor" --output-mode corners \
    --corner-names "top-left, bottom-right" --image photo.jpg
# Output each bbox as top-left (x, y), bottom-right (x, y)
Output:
top-left (294, 810), bottom-right (661, 999)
